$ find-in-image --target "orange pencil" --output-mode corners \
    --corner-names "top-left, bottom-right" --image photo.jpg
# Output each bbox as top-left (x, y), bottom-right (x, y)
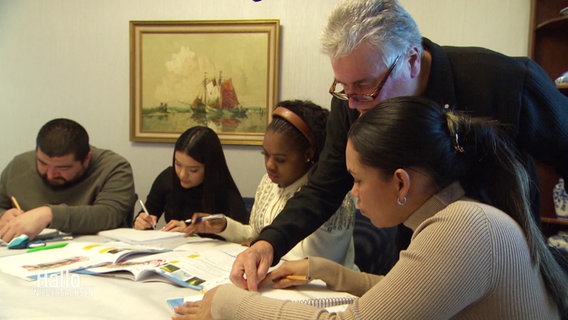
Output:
top-left (10, 196), bottom-right (21, 210)
top-left (284, 275), bottom-right (311, 281)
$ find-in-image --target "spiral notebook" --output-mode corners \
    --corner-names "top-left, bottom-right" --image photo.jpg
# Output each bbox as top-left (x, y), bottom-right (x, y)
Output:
top-left (167, 280), bottom-right (357, 312)
top-left (260, 280), bottom-right (357, 310)
top-left (291, 294), bottom-right (356, 309)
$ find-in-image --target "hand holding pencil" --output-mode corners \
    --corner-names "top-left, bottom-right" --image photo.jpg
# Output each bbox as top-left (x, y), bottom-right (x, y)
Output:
top-left (0, 206), bottom-right (52, 243)
top-left (182, 213), bottom-right (227, 236)
top-left (0, 196), bottom-right (25, 230)
top-left (268, 259), bottom-right (311, 289)
top-left (133, 200), bottom-right (157, 230)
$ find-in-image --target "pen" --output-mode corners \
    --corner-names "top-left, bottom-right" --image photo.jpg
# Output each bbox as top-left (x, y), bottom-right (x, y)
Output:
top-left (184, 214), bottom-right (225, 225)
top-left (283, 275), bottom-right (311, 281)
top-left (26, 242), bottom-right (68, 253)
top-left (10, 196), bottom-right (21, 210)
top-left (139, 199), bottom-right (156, 230)
top-left (28, 236), bottom-right (74, 248)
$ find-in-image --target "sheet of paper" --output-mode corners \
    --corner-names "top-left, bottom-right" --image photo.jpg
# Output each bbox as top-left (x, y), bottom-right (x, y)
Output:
top-left (98, 228), bottom-right (186, 245)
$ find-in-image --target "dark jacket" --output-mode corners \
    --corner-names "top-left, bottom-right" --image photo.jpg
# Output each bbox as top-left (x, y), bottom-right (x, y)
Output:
top-left (257, 38), bottom-right (568, 262)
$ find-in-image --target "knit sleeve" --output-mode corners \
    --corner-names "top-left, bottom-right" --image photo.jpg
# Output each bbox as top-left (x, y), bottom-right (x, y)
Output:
top-left (308, 256), bottom-right (381, 297)
top-left (517, 58), bottom-right (568, 181)
top-left (212, 283), bottom-right (341, 320)
top-left (352, 202), bottom-right (493, 318)
top-left (217, 216), bottom-right (255, 243)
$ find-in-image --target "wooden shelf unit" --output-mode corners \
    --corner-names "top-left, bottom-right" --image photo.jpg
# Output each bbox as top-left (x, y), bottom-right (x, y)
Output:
top-left (541, 217), bottom-right (568, 226)
top-left (529, 0), bottom-right (568, 231)
top-left (529, 0), bottom-right (568, 79)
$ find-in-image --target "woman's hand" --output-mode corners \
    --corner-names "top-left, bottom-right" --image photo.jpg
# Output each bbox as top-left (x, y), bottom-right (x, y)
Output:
top-left (267, 259), bottom-right (311, 289)
top-left (182, 213), bottom-right (227, 236)
top-left (133, 212), bottom-right (157, 230)
top-left (171, 287), bottom-right (218, 320)
top-left (161, 219), bottom-right (186, 232)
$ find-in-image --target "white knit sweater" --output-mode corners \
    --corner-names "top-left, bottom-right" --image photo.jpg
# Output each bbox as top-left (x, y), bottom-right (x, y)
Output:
top-left (219, 173), bottom-right (356, 269)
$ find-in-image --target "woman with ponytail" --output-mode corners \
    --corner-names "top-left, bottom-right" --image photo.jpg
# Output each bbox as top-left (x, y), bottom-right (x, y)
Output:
top-left (173, 96), bottom-right (567, 320)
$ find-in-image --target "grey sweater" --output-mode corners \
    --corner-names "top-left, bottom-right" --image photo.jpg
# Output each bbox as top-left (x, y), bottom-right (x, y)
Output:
top-left (0, 147), bottom-right (136, 233)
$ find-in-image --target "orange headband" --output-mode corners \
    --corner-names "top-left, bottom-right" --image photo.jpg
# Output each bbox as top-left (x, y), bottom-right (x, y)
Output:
top-left (272, 107), bottom-right (316, 147)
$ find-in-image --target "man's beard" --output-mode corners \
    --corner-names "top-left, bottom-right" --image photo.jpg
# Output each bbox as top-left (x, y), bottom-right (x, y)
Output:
top-left (39, 174), bottom-right (83, 190)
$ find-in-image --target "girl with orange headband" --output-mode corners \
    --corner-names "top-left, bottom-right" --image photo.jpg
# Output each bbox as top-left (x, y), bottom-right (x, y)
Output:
top-left (184, 100), bottom-right (356, 269)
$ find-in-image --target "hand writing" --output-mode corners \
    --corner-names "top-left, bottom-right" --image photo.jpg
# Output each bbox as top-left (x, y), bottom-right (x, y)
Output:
top-left (133, 213), bottom-right (157, 230)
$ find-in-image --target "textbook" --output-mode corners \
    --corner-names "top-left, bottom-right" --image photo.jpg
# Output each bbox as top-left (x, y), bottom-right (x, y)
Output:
top-left (167, 280), bottom-right (357, 312)
top-left (0, 241), bottom-right (169, 281)
top-left (77, 245), bottom-right (240, 290)
top-left (98, 228), bottom-right (186, 245)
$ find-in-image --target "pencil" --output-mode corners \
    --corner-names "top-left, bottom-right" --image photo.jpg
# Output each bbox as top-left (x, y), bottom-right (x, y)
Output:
top-left (283, 275), bottom-right (311, 281)
top-left (184, 214), bottom-right (225, 225)
top-left (139, 199), bottom-right (156, 229)
top-left (10, 196), bottom-right (21, 210)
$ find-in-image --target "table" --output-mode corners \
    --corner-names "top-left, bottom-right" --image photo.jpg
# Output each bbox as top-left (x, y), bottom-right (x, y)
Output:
top-left (0, 235), bottom-right (218, 319)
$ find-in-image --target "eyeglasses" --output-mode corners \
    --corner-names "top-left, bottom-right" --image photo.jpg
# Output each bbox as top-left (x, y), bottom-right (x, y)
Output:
top-left (329, 55), bottom-right (401, 102)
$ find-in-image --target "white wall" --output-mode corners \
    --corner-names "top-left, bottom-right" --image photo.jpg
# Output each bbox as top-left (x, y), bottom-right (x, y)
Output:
top-left (0, 0), bottom-right (530, 201)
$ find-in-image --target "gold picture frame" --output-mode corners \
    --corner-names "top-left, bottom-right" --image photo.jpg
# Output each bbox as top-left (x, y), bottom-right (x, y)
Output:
top-left (130, 20), bottom-right (279, 145)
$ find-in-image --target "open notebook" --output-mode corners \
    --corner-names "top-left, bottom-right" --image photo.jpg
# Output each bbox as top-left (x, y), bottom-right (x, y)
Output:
top-left (0, 241), bottom-right (169, 281)
top-left (78, 245), bottom-right (240, 290)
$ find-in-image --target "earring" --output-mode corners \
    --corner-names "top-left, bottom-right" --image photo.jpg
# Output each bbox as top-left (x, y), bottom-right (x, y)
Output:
top-left (397, 196), bottom-right (407, 206)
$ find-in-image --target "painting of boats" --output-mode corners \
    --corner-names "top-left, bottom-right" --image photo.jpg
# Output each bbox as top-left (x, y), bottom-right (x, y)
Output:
top-left (141, 71), bottom-right (266, 134)
top-left (130, 20), bottom-right (279, 145)
top-left (189, 72), bottom-right (248, 131)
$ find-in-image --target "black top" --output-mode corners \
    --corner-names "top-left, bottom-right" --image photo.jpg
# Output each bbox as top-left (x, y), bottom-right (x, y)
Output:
top-left (257, 37), bottom-right (568, 263)
top-left (143, 167), bottom-right (249, 225)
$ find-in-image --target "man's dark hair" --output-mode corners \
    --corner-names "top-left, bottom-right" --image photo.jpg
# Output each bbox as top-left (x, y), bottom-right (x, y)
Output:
top-left (36, 118), bottom-right (90, 161)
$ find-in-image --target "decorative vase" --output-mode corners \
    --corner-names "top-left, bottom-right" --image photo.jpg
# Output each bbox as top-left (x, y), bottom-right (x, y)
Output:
top-left (553, 178), bottom-right (568, 219)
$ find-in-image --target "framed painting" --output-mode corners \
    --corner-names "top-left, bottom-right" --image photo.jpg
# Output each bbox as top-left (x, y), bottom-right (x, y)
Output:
top-left (130, 20), bottom-right (279, 144)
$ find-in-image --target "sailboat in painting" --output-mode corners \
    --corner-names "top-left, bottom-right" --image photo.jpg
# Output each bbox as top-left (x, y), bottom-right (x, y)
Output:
top-left (191, 71), bottom-right (247, 130)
